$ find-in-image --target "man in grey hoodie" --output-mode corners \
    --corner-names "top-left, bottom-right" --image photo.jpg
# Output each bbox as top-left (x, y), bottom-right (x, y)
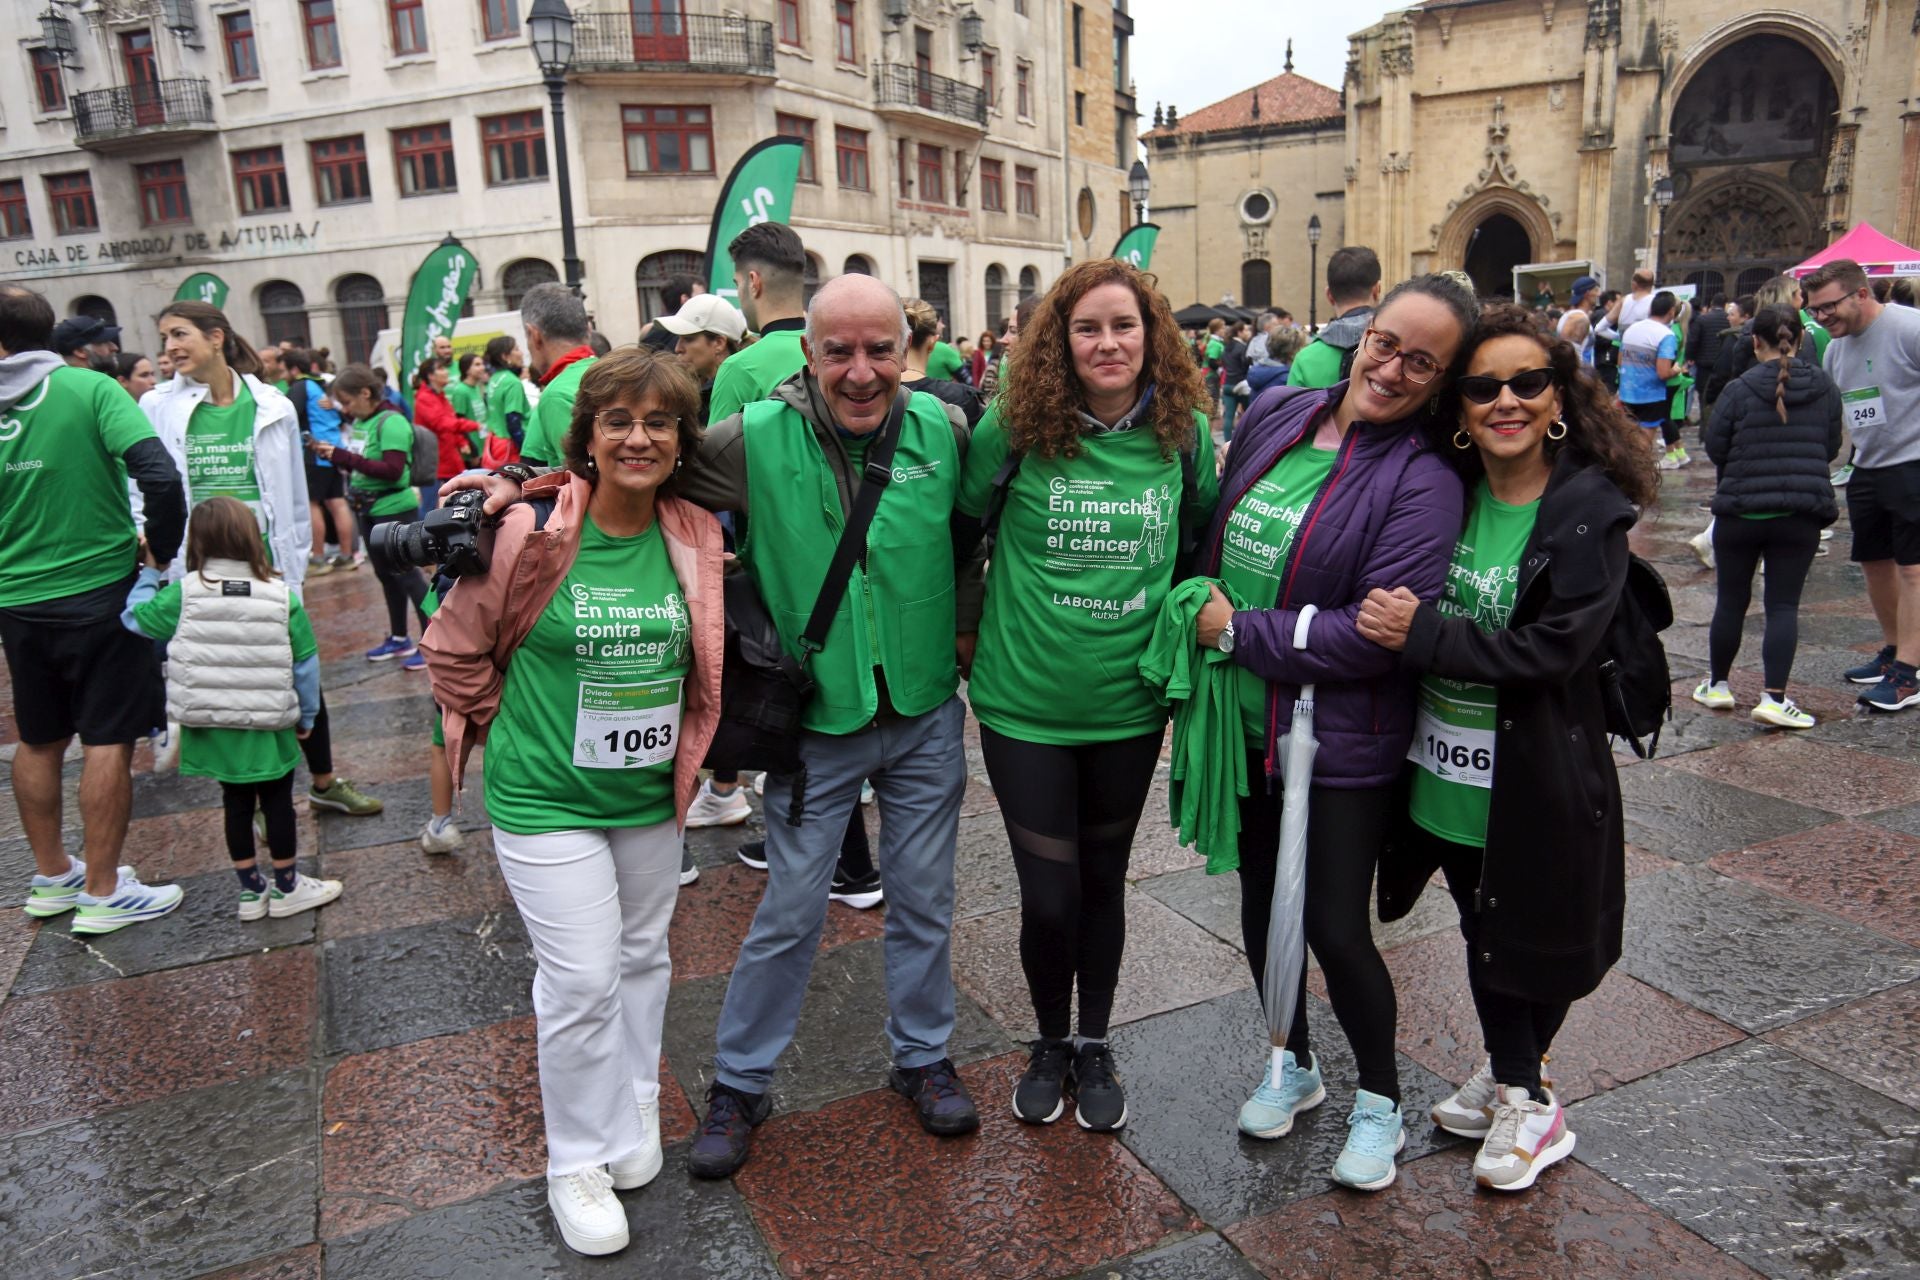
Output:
top-left (0, 283), bottom-right (190, 935)
top-left (1287, 245), bottom-right (1383, 389)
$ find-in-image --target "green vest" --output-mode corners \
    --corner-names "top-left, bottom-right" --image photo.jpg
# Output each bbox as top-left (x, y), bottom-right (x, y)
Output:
top-left (740, 394), bottom-right (960, 734)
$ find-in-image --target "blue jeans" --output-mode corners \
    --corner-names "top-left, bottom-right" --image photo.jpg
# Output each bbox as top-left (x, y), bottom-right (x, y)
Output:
top-left (1222, 389), bottom-right (1247, 440)
top-left (712, 695), bottom-right (966, 1093)
top-left (419, 484), bottom-right (439, 516)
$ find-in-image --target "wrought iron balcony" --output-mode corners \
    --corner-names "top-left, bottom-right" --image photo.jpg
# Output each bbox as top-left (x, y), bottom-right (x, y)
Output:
top-left (874, 63), bottom-right (987, 128)
top-left (72, 78), bottom-right (215, 149)
top-left (571, 12), bottom-right (774, 76)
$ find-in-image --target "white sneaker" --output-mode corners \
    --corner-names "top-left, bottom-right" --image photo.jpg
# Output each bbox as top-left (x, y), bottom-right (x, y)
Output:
top-left (1688, 527), bottom-right (1715, 569)
top-left (547, 1165), bottom-right (629, 1256)
top-left (610, 1101), bottom-right (662, 1190)
top-left (860, 779), bottom-right (876, 806)
top-left (684, 780), bottom-right (751, 828)
top-left (752, 771), bottom-right (766, 796)
top-left (152, 721), bottom-right (181, 774)
top-left (1751, 694), bottom-right (1815, 730)
top-left (1831, 464), bottom-right (1854, 488)
top-left (1430, 1060), bottom-right (1500, 1138)
top-left (679, 842), bottom-right (699, 887)
top-left (237, 884), bottom-right (270, 922)
top-left (1691, 679), bottom-right (1735, 710)
top-left (420, 814), bottom-right (464, 854)
top-left (1473, 1086), bottom-right (1576, 1191)
top-left (267, 874), bottom-right (343, 918)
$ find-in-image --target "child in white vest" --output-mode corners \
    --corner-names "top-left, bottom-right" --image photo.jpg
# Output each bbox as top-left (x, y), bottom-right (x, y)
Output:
top-left (123, 496), bottom-right (344, 919)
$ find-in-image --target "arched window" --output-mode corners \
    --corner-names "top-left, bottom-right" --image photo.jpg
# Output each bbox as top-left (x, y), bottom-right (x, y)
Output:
top-left (334, 274), bottom-right (387, 365)
top-left (984, 263), bottom-right (1007, 332)
top-left (501, 258), bottom-right (559, 311)
top-left (803, 253), bottom-right (823, 305)
top-left (1734, 266), bottom-right (1774, 297)
top-left (259, 281), bottom-right (310, 347)
top-left (1241, 259), bottom-right (1272, 309)
top-left (1018, 265), bottom-right (1039, 300)
top-left (842, 254), bottom-right (874, 276)
top-left (72, 295), bottom-right (117, 325)
top-left (635, 250), bottom-right (705, 324)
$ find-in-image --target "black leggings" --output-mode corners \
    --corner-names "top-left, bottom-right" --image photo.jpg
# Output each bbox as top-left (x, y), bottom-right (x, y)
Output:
top-left (299, 696), bottom-right (332, 778)
top-left (980, 725), bottom-right (1165, 1042)
top-left (221, 769), bottom-right (298, 863)
top-left (1426, 829), bottom-right (1569, 1093)
top-left (1709, 514), bottom-right (1822, 691)
top-left (1238, 763), bottom-right (1399, 1102)
top-left (357, 509), bottom-right (429, 639)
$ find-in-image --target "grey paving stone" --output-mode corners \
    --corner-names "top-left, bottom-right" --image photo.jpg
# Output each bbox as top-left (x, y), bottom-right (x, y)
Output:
top-left (1618, 764), bottom-right (1831, 863)
top-left (1618, 866), bottom-right (1920, 1033)
top-left (1110, 986), bottom-right (1463, 1224)
top-left (314, 789), bottom-right (488, 856)
top-left (130, 769), bottom-right (225, 817)
top-left (0, 1071), bottom-right (316, 1280)
top-left (1066, 1231), bottom-right (1266, 1280)
top-left (0, 834), bottom-right (40, 887)
top-left (1140, 866), bottom-right (1244, 952)
top-left (10, 866), bottom-right (315, 997)
top-left (1573, 1039), bottom-right (1920, 1280)
top-left (323, 693), bottom-right (438, 741)
top-left (1867, 801), bottom-right (1920, 840)
top-left (1817, 711), bottom-right (1920, 764)
top-left (322, 1151), bottom-right (781, 1280)
top-left (953, 807), bottom-right (1022, 921)
top-left (660, 935), bottom-right (1014, 1116)
top-left (321, 908), bottom-right (535, 1055)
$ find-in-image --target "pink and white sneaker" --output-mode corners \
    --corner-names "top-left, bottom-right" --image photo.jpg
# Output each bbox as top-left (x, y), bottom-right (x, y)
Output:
top-left (1472, 1085), bottom-right (1575, 1191)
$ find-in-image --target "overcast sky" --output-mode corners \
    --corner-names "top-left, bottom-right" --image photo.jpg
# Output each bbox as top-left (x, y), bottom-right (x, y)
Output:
top-left (1127, 2), bottom-right (1400, 135)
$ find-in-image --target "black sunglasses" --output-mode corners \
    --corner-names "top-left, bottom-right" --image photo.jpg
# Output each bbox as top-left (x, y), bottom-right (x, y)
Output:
top-left (1456, 368), bottom-right (1555, 405)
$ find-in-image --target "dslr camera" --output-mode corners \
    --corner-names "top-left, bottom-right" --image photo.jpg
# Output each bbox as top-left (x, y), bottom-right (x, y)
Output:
top-left (368, 489), bottom-right (495, 578)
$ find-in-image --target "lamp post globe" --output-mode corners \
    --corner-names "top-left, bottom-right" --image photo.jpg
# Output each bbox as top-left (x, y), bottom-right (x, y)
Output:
top-left (1306, 214), bottom-right (1323, 330)
top-left (1128, 160), bottom-right (1150, 226)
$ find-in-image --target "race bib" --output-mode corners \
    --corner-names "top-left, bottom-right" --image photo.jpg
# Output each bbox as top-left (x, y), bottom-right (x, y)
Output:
top-left (1843, 386), bottom-right (1886, 434)
top-left (1407, 683), bottom-right (1495, 789)
top-left (572, 678), bottom-right (681, 770)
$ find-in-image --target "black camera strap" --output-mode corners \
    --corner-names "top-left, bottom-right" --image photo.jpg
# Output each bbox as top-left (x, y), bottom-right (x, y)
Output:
top-left (796, 389), bottom-right (910, 669)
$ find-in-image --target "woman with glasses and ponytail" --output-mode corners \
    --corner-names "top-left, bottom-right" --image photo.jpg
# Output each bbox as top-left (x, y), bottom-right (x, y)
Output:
top-left (1354, 302), bottom-right (1656, 1193)
top-left (1191, 274), bottom-right (1476, 1191)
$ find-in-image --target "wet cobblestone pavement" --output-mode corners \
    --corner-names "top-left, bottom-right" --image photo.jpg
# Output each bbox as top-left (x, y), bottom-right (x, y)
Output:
top-left (4, 458), bottom-right (1918, 1278)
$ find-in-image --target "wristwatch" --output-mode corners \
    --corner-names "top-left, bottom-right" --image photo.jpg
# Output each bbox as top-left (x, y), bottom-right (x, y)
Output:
top-left (497, 463), bottom-right (535, 485)
top-left (1218, 616), bottom-right (1236, 654)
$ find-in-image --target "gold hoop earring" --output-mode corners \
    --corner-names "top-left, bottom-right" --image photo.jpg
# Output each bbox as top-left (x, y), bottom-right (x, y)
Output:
top-left (1452, 429), bottom-right (1472, 450)
top-left (1547, 419), bottom-right (1568, 441)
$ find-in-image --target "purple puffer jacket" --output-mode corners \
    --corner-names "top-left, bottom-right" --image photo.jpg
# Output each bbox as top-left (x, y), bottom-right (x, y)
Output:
top-left (1203, 382), bottom-right (1465, 788)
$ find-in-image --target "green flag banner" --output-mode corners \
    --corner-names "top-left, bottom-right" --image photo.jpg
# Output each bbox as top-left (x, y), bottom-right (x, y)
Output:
top-left (1112, 224), bottom-right (1160, 272)
top-left (704, 137), bottom-right (807, 307)
top-left (399, 238), bottom-right (479, 407)
top-left (174, 272), bottom-right (228, 308)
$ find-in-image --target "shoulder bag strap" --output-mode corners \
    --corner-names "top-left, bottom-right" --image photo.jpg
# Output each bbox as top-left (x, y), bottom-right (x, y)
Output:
top-left (796, 388), bottom-right (910, 666)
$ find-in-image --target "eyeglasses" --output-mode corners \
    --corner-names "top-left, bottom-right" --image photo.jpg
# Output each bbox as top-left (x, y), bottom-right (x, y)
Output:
top-left (595, 412), bottom-right (681, 441)
top-left (1360, 329), bottom-right (1444, 385)
top-left (1456, 367), bottom-right (1555, 405)
top-left (1806, 295), bottom-right (1852, 320)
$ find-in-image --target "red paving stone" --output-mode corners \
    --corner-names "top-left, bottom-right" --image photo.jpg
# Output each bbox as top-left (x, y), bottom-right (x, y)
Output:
top-left (668, 861), bottom-right (885, 982)
top-left (1661, 735), bottom-right (1920, 817)
top-left (1711, 820), bottom-right (1920, 947)
top-left (198, 1245), bottom-right (323, 1280)
top-left (1625, 843), bottom-right (1678, 879)
top-left (1669, 669), bottom-right (1861, 722)
top-left (317, 832), bottom-right (512, 940)
top-left (734, 1052), bottom-right (1197, 1280)
top-left (0, 907), bottom-right (40, 1004)
top-left (128, 806), bottom-right (323, 882)
top-left (0, 948), bottom-right (313, 1136)
top-left (1767, 981), bottom-right (1920, 1112)
top-left (1225, 1152), bottom-right (1765, 1279)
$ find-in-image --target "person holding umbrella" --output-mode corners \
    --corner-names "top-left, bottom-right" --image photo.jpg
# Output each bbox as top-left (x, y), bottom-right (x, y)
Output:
top-left (1192, 274), bottom-right (1476, 1191)
top-left (1356, 303), bottom-right (1654, 1191)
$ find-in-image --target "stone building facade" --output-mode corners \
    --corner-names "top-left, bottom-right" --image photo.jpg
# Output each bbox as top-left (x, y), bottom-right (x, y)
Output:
top-left (0, 0), bottom-right (1116, 360)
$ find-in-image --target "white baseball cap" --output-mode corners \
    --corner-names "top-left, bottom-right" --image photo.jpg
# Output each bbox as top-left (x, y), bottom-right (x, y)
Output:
top-left (657, 294), bottom-right (747, 342)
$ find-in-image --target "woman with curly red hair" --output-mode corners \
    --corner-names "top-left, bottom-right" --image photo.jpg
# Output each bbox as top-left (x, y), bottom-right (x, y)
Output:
top-left (955, 259), bottom-right (1216, 1132)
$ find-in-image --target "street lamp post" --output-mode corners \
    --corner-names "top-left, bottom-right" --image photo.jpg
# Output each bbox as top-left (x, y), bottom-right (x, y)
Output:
top-left (1128, 159), bottom-right (1150, 227)
top-left (527, 0), bottom-right (584, 295)
top-left (1650, 175), bottom-right (1676, 287)
top-left (1306, 213), bottom-right (1322, 330)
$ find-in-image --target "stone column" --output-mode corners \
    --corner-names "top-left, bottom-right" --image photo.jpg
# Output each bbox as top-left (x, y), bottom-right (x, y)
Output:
top-left (1377, 18), bottom-right (1415, 281)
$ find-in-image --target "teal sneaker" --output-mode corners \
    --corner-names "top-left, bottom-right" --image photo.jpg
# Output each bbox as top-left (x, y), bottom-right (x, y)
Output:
top-left (71, 874), bottom-right (184, 935)
top-left (1238, 1049), bottom-right (1326, 1139)
top-left (1331, 1089), bottom-right (1406, 1191)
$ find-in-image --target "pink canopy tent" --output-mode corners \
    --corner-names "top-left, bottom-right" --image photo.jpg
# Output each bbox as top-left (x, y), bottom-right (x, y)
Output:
top-left (1790, 223), bottom-right (1920, 278)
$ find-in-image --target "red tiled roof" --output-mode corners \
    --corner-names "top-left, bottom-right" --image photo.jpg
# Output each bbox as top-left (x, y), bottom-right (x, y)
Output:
top-left (1143, 71), bottom-right (1343, 139)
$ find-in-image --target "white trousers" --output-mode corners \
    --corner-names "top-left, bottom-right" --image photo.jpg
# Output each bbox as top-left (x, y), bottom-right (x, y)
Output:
top-left (492, 820), bottom-right (681, 1177)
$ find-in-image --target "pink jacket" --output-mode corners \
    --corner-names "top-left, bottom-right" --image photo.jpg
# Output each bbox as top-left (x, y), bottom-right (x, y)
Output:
top-left (420, 472), bottom-right (726, 831)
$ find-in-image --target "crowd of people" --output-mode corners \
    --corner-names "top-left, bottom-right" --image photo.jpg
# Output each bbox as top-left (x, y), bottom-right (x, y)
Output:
top-left (3, 217), bottom-right (1916, 1258)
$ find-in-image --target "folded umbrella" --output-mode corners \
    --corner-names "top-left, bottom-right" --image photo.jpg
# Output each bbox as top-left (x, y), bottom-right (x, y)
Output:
top-left (1262, 604), bottom-right (1320, 1042)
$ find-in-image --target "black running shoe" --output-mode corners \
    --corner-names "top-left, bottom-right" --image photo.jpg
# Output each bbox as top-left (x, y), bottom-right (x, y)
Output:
top-left (889, 1058), bottom-right (980, 1135)
top-left (1012, 1038), bottom-right (1073, 1124)
top-left (736, 841), bottom-right (768, 871)
top-left (1071, 1042), bottom-right (1129, 1132)
top-left (686, 1081), bottom-right (772, 1179)
top-left (828, 867), bottom-right (884, 910)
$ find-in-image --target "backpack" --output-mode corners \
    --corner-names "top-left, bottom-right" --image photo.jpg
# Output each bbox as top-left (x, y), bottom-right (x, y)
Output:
top-left (1595, 553), bottom-right (1673, 758)
top-left (407, 419), bottom-right (439, 486)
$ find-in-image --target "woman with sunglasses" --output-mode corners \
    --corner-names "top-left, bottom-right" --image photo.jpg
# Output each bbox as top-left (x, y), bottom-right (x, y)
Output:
top-left (421, 348), bottom-right (724, 1256)
top-left (1356, 303), bottom-right (1656, 1192)
top-left (1192, 274), bottom-right (1476, 1191)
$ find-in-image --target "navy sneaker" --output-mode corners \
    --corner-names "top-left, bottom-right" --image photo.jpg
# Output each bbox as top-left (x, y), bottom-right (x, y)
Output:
top-left (686, 1082), bottom-right (771, 1179)
top-left (1861, 664), bottom-right (1920, 713)
top-left (1071, 1042), bottom-right (1128, 1132)
top-left (366, 635), bottom-right (416, 662)
top-left (1845, 644), bottom-right (1896, 685)
top-left (889, 1058), bottom-right (980, 1136)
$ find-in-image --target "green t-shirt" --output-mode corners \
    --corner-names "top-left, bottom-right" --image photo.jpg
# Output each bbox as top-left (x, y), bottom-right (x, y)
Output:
top-left (1205, 336), bottom-right (1224, 364)
top-left (926, 341), bottom-right (964, 381)
top-left (1800, 310), bottom-right (1831, 364)
top-left (271, 378), bottom-right (290, 397)
top-left (1286, 340), bottom-right (1347, 389)
top-left (525, 356), bottom-right (594, 467)
top-left (485, 368), bottom-right (530, 449)
top-left (0, 366), bottom-right (156, 609)
top-left (1408, 479), bottom-right (1540, 847)
top-left (485, 514), bottom-right (691, 835)
top-left (1214, 439), bottom-right (1339, 740)
top-left (186, 382), bottom-right (263, 522)
top-left (956, 407), bottom-right (1219, 744)
top-left (349, 409), bottom-right (420, 517)
top-left (132, 582), bottom-right (317, 784)
top-left (448, 379), bottom-right (480, 423)
top-left (707, 329), bottom-right (806, 425)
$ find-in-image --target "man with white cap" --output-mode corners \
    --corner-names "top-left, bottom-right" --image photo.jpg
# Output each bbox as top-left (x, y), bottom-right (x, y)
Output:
top-left (657, 294), bottom-right (747, 426)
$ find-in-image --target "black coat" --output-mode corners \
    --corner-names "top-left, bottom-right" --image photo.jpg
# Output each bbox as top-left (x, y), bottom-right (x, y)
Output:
top-left (1378, 449), bottom-right (1634, 1004)
top-left (1704, 358), bottom-right (1842, 524)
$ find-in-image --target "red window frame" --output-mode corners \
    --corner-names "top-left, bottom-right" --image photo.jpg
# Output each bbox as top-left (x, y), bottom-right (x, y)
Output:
top-left (1015, 164), bottom-right (1037, 216)
top-left (137, 159), bottom-right (192, 227)
top-left (0, 180), bottom-right (30, 240)
top-left (389, 0), bottom-right (428, 55)
top-left (777, 0), bottom-right (802, 46)
top-left (31, 48), bottom-right (66, 112)
top-left (394, 123), bottom-right (457, 195)
top-left (1016, 62), bottom-right (1031, 117)
top-left (835, 126), bottom-right (870, 191)
top-left (303, 0), bottom-right (341, 68)
top-left (47, 171), bottom-right (97, 235)
top-left (311, 135), bottom-right (371, 205)
top-left (775, 113), bottom-right (817, 184)
top-left (980, 158), bottom-right (1004, 211)
top-left (981, 51), bottom-right (995, 109)
top-left (221, 12), bottom-right (260, 81)
top-left (916, 143), bottom-right (945, 205)
top-left (480, 0), bottom-right (518, 41)
top-left (621, 105), bottom-right (715, 176)
top-left (481, 111), bottom-right (549, 185)
top-left (834, 0), bottom-right (857, 63)
top-left (232, 146), bottom-right (290, 214)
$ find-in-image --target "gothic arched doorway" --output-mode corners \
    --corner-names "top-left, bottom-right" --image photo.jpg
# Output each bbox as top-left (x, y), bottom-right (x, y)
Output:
top-left (1662, 175), bottom-right (1818, 294)
top-left (1463, 214), bottom-right (1532, 301)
